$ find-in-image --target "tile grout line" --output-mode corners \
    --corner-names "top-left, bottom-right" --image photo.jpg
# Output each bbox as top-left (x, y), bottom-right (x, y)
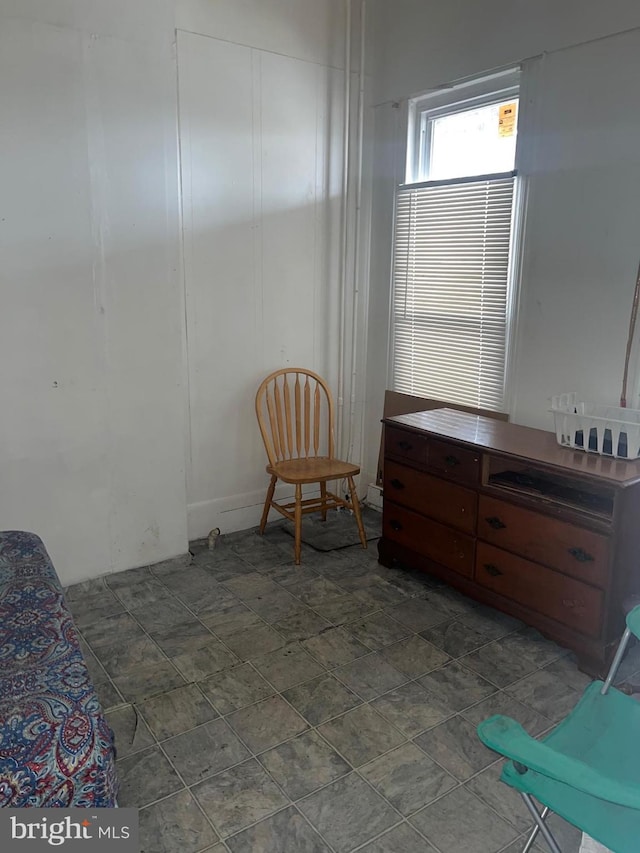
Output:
top-left (153, 735), bottom-right (223, 846)
top-left (79, 536), bottom-right (475, 699)
top-left (71, 532), bottom-right (593, 852)
top-left (82, 577), bottom-right (194, 685)
top-left (93, 592), bottom-right (563, 759)
top-left (128, 664), bottom-right (496, 847)
top-left (118, 655), bottom-right (442, 846)
top-left (105, 627), bottom-right (224, 845)
top-left (122, 619), bottom-right (362, 849)
top-left (76, 630), bottom-right (127, 712)
top-left (99, 562), bottom-right (561, 766)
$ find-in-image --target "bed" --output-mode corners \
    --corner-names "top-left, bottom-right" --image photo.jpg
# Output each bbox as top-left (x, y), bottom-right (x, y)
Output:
top-left (0, 530), bottom-right (118, 807)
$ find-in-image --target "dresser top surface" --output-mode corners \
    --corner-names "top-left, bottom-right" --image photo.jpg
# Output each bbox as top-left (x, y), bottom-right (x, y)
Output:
top-left (385, 408), bottom-right (640, 486)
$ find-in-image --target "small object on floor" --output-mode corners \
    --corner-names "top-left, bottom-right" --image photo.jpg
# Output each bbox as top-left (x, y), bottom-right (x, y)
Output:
top-left (208, 527), bottom-right (221, 550)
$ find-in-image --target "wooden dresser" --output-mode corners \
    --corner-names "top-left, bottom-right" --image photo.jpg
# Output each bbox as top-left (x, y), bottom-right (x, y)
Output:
top-left (378, 408), bottom-right (640, 675)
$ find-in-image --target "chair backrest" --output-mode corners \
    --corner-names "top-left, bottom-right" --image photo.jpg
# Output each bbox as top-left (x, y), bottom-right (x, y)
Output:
top-left (256, 369), bottom-right (335, 466)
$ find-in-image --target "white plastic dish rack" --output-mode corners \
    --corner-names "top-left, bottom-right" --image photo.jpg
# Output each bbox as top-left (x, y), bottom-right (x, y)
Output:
top-left (550, 393), bottom-right (640, 459)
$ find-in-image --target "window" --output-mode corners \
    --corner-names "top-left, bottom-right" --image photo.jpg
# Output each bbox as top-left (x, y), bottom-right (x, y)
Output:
top-left (392, 71), bottom-right (521, 411)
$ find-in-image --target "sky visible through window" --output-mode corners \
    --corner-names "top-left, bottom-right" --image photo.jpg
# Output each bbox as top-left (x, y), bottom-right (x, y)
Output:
top-left (428, 99), bottom-right (518, 181)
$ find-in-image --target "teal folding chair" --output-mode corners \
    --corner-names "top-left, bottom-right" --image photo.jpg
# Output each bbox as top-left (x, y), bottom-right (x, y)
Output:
top-left (477, 606), bottom-right (640, 853)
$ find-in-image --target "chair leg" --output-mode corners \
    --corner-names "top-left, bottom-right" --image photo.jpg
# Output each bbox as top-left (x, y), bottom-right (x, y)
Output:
top-left (347, 476), bottom-right (367, 550)
top-left (521, 794), bottom-right (561, 853)
top-left (259, 475), bottom-right (277, 534)
top-left (294, 483), bottom-right (303, 565)
top-left (601, 626), bottom-right (632, 694)
top-left (521, 805), bottom-right (549, 852)
top-left (320, 482), bottom-right (328, 521)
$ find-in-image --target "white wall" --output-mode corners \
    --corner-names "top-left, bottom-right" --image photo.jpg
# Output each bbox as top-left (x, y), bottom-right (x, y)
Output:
top-left (176, 0), bottom-right (344, 69)
top-left (371, 0), bottom-right (640, 105)
top-left (0, 0), bottom-right (352, 580)
top-left (0, 2), bottom-right (187, 584)
top-left (7, 0), bottom-right (638, 581)
top-left (363, 1), bottom-right (640, 480)
top-left (176, 0), bottom-right (347, 538)
top-left (512, 33), bottom-right (640, 427)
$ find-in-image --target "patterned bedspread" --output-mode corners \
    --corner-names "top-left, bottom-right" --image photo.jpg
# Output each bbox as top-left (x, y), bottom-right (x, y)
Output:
top-left (0, 531), bottom-right (118, 807)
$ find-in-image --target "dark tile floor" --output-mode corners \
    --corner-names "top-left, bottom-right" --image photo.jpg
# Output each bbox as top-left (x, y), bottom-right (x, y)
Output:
top-left (66, 512), bottom-right (640, 853)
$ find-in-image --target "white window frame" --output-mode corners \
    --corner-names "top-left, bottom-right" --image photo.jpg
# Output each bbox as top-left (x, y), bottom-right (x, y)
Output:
top-left (389, 68), bottom-right (525, 414)
top-left (407, 69), bottom-right (522, 184)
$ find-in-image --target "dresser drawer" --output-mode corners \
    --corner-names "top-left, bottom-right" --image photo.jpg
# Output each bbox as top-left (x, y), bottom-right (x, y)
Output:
top-left (384, 460), bottom-right (476, 535)
top-left (427, 438), bottom-right (480, 485)
top-left (383, 502), bottom-right (474, 577)
top-left (475, 542), bottom-right (603, 638)
top-left (385, 426), bottom-right (428, 466)
top-left (478, 496), bottom-right (609, 588)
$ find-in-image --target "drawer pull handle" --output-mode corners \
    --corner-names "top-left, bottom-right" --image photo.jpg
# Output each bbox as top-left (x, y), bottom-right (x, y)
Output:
top-left (483, 563), bottom-right (503, 577)
top-left (562, 598), bottom-right (585, 610)
top-left (397, 440), bottom-right (413, 451)
top-left (390, 520), bottom-right (403, 532)
top-left (390, 478), bottom-right (405, 490)
top-left (445, 454), bottom-right (460, 467)
top-left (568, 547), bottom-right (594, 563)
top-left (485, 516), bottom-right (506, 530)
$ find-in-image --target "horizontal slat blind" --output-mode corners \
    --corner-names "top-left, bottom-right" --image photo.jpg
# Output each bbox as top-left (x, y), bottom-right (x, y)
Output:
top-left (392, 175), bottom-right (515, 411)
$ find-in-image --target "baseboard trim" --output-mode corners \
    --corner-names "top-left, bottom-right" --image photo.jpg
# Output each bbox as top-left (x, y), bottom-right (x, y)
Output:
top-left (187, 484), bottom-right (321, 541)
top-left (365, 483), bottom-right (383, 512)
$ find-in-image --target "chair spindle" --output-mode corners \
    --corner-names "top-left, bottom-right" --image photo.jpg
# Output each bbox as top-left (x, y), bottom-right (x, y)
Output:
top-left (284, 376), bottom-right (293, 459)
top-left (304, 377), bottom-right (311, 457)
top-left (274, 378), bottom-right (286, 461)
top-left (266, 389), bottom-right (281, 460)
top-left (314, 383), bottom-right (321, 456)
top-left (294, 375), bottom-right (302, 456)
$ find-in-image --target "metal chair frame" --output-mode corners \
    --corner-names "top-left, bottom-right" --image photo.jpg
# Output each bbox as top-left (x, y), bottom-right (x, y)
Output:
top-left (517, 628), bottom-right (633, 853)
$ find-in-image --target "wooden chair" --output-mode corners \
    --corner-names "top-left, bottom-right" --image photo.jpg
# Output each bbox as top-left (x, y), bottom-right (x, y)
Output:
top-left (255, 368), bottom-right (367, 564)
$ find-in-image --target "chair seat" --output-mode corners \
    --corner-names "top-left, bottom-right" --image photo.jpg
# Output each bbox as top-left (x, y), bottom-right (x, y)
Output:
top-left (268, 456), bottom-right (360, 485)
top-left (502, 681), bottom-right (640, 853)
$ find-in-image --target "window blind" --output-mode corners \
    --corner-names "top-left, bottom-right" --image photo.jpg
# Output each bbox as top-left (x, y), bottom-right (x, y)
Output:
top-left (391, 175), bottom-right (515, 411)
